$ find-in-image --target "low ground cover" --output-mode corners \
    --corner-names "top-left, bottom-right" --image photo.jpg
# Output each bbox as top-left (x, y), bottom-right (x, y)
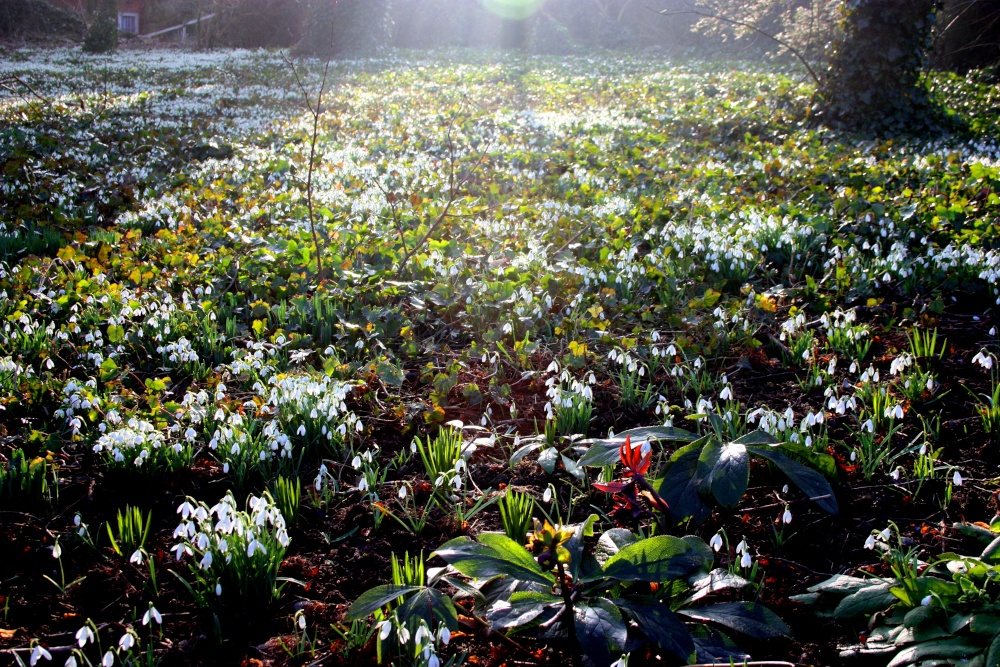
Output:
top-left (1, 47), bottom-right (1000, 666)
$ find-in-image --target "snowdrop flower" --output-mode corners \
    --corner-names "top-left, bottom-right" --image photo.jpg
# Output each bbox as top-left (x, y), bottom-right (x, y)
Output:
top-left (65, 657), bottom-right (77, 667)
top-left (973, 350), bottom-right (994, 370)
top-left (610, 656), bottom-right (628, 667)
top-left (130, 549), bottom-right (144, 565)
top-left (216, 583), bottom-right (222, 596)
top-left (953, 471), bottom-right (963, 486)
top-left (782, 507), bottom-right (792, 524)
top-left (359, 477), bottom-right (368, 492)
top-left (397, 624), bottom-right (410, 644)
top-left (102, 651), bottom-right (114, 667)
top-left (438, 626), bottom-right (450, 645)
top-left (709, 533), bottom-right (723, 551)
top-left (735, 539), bottom-right (747, 554)
top-left (719, 385), bottom-right (733, 401)
top-left (920, 595), bottom-right (932, 606)
top-left (298, 614), bottom-right (307, 630)
top-left (51, 542), bottom-right (61, 559)
top-left (377, 620), bottom-right (392, 641)
top-left (740, 551), bottom-right (752, 568)
top-left (142, 605), bottom-right (162, 625)
top-left (864, 534), bottom-right (877, 550)
top-left (890, 468), bottom-right (901, 481)
top-left (543, 487), bottom-right (552, 503)
top-left (782, 484), bottom-right (789, 494)
top-left (30, 644), bottom-right (52, 665)
top-left (118, 633), bottom-right (134, 650)
top-left (398, 485), bottom-right (407, 500)
top-left (76, 626), bottom-right (95, 648)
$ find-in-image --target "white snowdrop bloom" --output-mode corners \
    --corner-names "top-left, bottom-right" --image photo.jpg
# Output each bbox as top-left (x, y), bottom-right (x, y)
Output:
top-left (76, 626), bottom-right (95, 648)
top-left (782, 507), bottom-right (792, 524)
top-left (398, 485), bottom-right (407, 500)
top-left (298, 614), bottom-right (307, 630)
top-left (30, 644), bottom-right (53, 665)
top-left (142, 606), bottom-right (162, 625)
top-left (543, 487), bottom-right (552, 503)
top-left (735, 539), bottom-right (747, 554)
top-left (719, 385), bottom-right (733, 401)
top-left (438, 626), bottom-right (451, 645)
top-left (397, 625), bottom-right (410, 644)
top-left (973, 351), bottom-right (994, 370)
top-left (65, 657), bottom-right (77, 667)
top-left (610, 657), bottom-right (627, 667)
top-left (102, 651), bottom-right (114, 667)
top-left (359, 478), bottom-right (368, 492)
top-left (709, 533), bottom-right (723, 552)
top-left (953, 471), bottom-right (963, 486)
top-left (864, 534), bottom-right (876, 550)
top-left (130, 549), bottom-right (144, 564)
top-left (216, 583), bottom-right (222, 596)
top-left (51, 542), bottom-right (62, 559)
top-left (921, 595), bottom-right (933, 606)
top-left (740, 551), bottom-right (752, 568)
top-left (118, 633), bottom-right (134, 651)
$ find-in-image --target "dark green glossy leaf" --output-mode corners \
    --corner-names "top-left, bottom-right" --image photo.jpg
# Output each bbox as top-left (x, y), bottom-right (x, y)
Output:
top-left (678, 602), bottom-right (791, 638)
top-left (747, 445), bottom-right (838, 514)
top-left (598, 535), bottom-right (710, 583)
top-left (346, 585), bottom-right (423, 620)
top-left (574, 599), bottom-right (627, 667)
top-left (434, 536), bottom-right (554, 586)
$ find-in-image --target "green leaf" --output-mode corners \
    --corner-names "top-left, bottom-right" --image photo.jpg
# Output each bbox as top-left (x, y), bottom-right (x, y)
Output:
top-left (376, 361), bottom-right (404, 388)
top-left (807, 574), bottom-right (874, 596)
top-left (618, 598), bottom-right (694, 662)
top-left (685, 569), bottom-right (749, 603)
top-left (509, 441), bottom-right (543, 465)
top-left (397, 587), bottom-right (459, 631)
top-left (599, 535), bottom-right (710, 583)
top-left (538, 447), bottom-right (559, 474)
top-left (886, 637), bottom-right (981, 667)
top-left (985, 633), bottom-right (1000, 667)
top-left (747, 445), bottom-right (838, 514)
top-left (574, 599), bottom-right (627, 667)
top-left (578, 426), bottom-right (698, 467)
top-left (702, 440), bottom-right (750, 508)
top-left (594, 528), bottom-right (638, 567)
top-left (434, 536), bottom-right (554, 586)
top-left (655, 444), bottom-right (713, 524)
top-left (107, 324), bottom-right (125, 343)
top-left (346, 585), bottom-right (423, 620)
top-left (678, 602), bottom-right (791, 639)
top-left (732, 430), bottom-right (780, 446)
top-left (833, 581), bottom-right (899, 618)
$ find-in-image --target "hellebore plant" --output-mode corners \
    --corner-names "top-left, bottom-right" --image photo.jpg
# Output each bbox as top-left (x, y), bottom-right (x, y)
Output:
top-left (592, 435), bottom-right (670, 526)
top-left (349, 517), bottom-right (790, 667)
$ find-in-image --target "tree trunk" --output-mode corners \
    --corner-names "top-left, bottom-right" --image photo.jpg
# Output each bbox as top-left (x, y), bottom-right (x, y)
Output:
top-left (818, 0), bottom-right (940, 132)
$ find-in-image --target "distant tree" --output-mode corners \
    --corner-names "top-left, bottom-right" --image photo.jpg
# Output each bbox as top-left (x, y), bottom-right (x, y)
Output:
top-left (297, 0), bottom-right (393, 57)
top-left (668, 0), bottom-right (944, 132)
top-left (817, 0), bottom-right (941, 132)
top-left (83, 0), bottom-right (119, 53)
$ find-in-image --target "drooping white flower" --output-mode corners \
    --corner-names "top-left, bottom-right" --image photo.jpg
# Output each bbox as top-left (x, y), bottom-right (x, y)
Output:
top-left (76, 625), bottom-right (95, 647)
top-left (102, 651), bottom-right (115, 667)
top-left (143, 605), bottom-right (162, 626)
top-left (953, 471), bottom-right (963, 486)
top-left (740, 551), bottom-right (752, 568)
top-left (709, 533), bottom-right (723, 552)
top-left (118, 633), bottom-right (135, 651)
top-left (30, 644), bottom-right (52, 665)
top-left (782, 507), bottom-right (792, 524)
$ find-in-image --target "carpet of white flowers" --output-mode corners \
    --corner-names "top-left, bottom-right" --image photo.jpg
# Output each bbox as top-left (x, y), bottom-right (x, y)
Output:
top-left (2, 46), bottom-right (1000, 667)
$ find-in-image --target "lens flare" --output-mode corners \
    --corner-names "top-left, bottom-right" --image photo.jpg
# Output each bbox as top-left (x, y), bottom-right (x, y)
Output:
top-left (482, 0), bottom-right (544, 21)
